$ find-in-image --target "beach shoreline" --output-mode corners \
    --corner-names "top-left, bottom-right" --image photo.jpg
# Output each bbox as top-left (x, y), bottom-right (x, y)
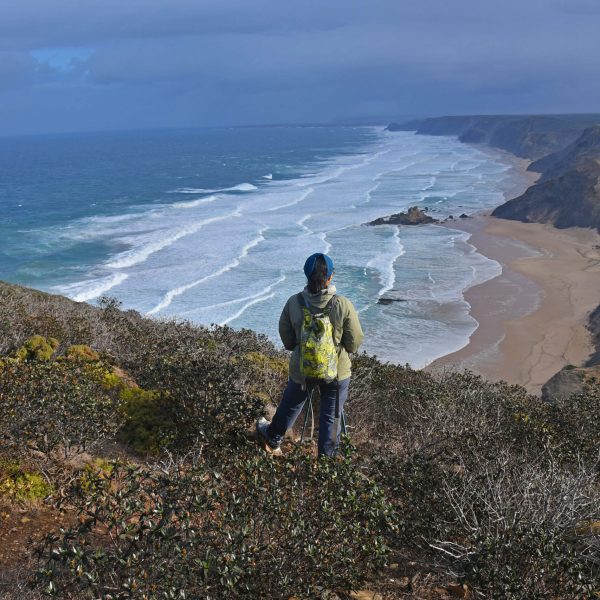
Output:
top-left (427, 210), bottom-right (600, 394)
top-left (426, 147), bottom-right (600, 394)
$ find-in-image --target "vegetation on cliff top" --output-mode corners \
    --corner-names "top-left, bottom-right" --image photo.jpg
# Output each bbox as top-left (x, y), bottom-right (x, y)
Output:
top-left (0, 280), bottom-right (599, 599)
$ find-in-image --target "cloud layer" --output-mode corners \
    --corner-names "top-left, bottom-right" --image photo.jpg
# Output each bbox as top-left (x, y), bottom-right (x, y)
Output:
top-left (1, 0), bottom-right (598, 134)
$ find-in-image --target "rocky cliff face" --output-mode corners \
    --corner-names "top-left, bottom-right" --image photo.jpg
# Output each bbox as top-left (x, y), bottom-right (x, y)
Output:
top-left (586, 304), bottom-right (600, 367)
top-left (529, 125), bottom-right (600, 180)
top-left (387, 115), bottom-right (595, 160)
top-left (490, 126), bottom-right (600, 231)
top-left (389, 114), bottom-right (600, 396)
top-left (491, 159), bottom-right (600, 230)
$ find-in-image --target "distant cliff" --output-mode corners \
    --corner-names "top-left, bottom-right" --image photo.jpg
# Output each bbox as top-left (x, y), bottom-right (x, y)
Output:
top-left (528, 124), bottom-right (600, 181)
top-left (386, 115), bottom-right (597, 160)
top-left (491, 126), bottom-right (600, 231)
top-left (387, 115), bottom-right (600, 232)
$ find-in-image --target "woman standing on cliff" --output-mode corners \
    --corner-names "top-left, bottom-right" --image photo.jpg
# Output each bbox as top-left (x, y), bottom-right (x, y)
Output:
top-left (256, 253), bottom-right (364, 457)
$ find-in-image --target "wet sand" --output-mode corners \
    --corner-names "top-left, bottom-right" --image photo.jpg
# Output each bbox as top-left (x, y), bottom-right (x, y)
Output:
top-left (428, 216), bottom-right (600, 394)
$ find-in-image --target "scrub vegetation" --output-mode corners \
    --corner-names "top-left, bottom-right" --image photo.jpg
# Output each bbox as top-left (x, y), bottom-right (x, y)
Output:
top-left (0, 280), bottom-right (599, 599)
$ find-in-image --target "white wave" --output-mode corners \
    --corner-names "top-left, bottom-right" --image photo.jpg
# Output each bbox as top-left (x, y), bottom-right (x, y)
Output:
top-left (217, 274), bottom-right (286, 325)
top-left (294, 149), bottom-right (391, 189)
top-left (168, 183), bottom-right (257, 194)
top-left (318, 232), bottom-right (332, 254)
top-left (171, 195), bottom-right (218, 209)
top-left (55, 272), bottom-right (128, 303)
top-left (359, 181), bottom-right (381, 206)
top-left (106, 213), bottom-right (240, 270)
top-left (180, 274), bottom-right (286, 316)
top-left (229, 183), bottom-right (257, 192)
top-left (262, 174), bottom-right (273, 180)
top-left (168, 188), bottom-right (212, 194)
top-left (147, 227), bottom-right (268, 315)
top-left (366, 226), bottom-right (405, 298)
top-left (296, 213), bottom-right (312, 234)
top-left (220, 292), bottom-right (275, 326)
top-left (424, 176), bottom-right (437, 191)
top-left (77, 212), bottom-right (140, 226)
top-left (266, 187), bottom-right (314, 212)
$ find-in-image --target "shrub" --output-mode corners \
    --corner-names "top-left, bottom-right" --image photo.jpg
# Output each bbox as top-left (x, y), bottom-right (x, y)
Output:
top-left (239, 351), bottom-right (288, 404)
top-left (14, 335), bottom-right (59, 362)
top-left (65, 345), bottom-right (100, 362)
top-left (129, 346), bottom-right (263, 455)
top-left (461, 525), bottom-right (598, 599)
top-left (367, 371), bottom-right (600, 598)
top-left (0, 460), bottom-right (52, 502)
top-left (36, 446), bottom-right (395, 599)
top-left (118, 387), bottom-right (175, 455)
top-left (0, 359), bottom-right (123, 458)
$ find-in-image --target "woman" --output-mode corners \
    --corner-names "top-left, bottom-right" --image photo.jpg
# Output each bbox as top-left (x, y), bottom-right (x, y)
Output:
top-left (256, 252), bottom-right (364, 456)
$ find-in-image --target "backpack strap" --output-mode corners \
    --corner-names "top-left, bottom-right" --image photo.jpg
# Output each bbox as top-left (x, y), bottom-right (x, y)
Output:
top-left (297, 291), bottom-right (309, 310)
top-left (325, 295), bottom-right (338, 316)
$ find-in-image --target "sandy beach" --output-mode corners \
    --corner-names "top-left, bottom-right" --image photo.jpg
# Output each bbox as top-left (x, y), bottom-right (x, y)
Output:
top-left (429, 215), bottom-right (600, 394)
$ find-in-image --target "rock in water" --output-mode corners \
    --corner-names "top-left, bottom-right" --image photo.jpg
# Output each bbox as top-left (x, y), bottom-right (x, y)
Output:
top-left (368, 206), bottom-right (438, 226)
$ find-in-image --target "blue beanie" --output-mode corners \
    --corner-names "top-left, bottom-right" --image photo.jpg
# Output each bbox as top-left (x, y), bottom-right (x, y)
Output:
top-left (303, 253), bottom-right (334, 279)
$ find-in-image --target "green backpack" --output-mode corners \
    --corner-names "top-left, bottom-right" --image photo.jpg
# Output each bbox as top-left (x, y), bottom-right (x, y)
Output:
top-left (298, 293), bottom-right (338, 383)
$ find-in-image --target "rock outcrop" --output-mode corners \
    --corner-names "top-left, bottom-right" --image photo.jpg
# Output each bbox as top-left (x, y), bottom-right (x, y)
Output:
top-left (585, 304), bottom-right (600, 367)
top-left (368, 206), bottom-right (438, 226)
top-left (541, 303), bottom-right (600, 401)
top-left (491, 159), bottom-right (600, 231)
top-left (541, 365), bottom-right (600, 402)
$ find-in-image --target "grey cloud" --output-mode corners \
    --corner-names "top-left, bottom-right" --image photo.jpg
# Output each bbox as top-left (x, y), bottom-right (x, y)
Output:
top-left (0, 51), bottom-right (36, 87)
top-left (0, 0), bottom-right (598, 135)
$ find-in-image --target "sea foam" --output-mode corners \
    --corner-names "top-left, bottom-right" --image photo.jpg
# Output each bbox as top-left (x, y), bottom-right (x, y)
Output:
top-left (168, 183), bottom-right (258, 194)
top-left (147, 227), bottom-right (268, 315)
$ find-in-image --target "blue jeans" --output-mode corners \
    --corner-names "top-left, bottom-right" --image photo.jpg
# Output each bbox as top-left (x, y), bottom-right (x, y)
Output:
top-left (267, 378), bottom-right (350, 456)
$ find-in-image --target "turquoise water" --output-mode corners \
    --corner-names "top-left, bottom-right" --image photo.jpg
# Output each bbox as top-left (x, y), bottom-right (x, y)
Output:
top-left (0, 126), bottom-right (527, 367)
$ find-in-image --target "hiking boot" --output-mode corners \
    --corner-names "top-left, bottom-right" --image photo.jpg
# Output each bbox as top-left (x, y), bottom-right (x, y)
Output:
top-left (255, 417), bottom-right (282, 455)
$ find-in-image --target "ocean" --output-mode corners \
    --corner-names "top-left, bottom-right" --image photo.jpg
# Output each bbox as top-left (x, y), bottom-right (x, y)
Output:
top-left (0, 125), bottom-right (530, 367)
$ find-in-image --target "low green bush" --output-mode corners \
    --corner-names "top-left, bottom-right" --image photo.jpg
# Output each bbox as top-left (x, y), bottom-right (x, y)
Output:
top-left (118, 387), bottom-right (175, 455)
top-left (462, 524), bottom-right (597, 599)
top-left (0, 460), bottom-right (52, 502)
top-left (130, 347), bottom-right (263, 456)
top-left (14, 335), bottom-right (59, 362)
top-left (0, 359), bottom-right (123, 458)
top-left (36, 445), bottom-right (394, 599)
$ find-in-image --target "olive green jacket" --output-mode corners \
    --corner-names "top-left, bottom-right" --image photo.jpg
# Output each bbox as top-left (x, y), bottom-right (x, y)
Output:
top-left (278, 285), bottom-right (364, 384)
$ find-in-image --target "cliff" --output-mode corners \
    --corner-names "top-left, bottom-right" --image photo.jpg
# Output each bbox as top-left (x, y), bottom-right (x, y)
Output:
top-left (387, 114), bottom-right (597, 159)
top-left (491, 158), bottom-right (600, 230)
top-left (529, 124), bottom-right (600, 180)
top-left (389, 114), bottom-right (600, 395)
top-left (491, 125), bottom-right (600, 231)
top-left (389, 115), bottom-right (600, 232)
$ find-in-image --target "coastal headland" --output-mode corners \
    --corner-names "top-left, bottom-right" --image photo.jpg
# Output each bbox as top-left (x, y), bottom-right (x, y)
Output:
top-left (388, 114), bottom-right (600, 394)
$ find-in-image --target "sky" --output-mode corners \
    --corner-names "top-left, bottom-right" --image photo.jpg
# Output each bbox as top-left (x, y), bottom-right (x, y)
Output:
top-left (1, 0), bottom-right (599, 135)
